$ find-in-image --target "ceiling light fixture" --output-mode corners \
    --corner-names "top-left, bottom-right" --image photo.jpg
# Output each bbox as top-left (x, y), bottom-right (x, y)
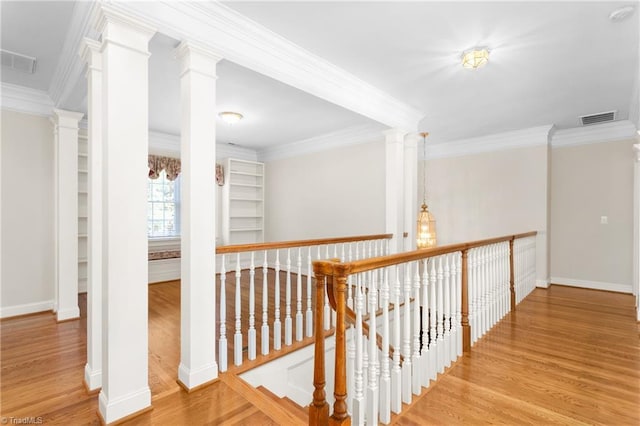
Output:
top-left (417, 132), bottom-right (437, 249)
top-left (461, 47), bottom-right (490, 69)
top-left (218, 111), bottom-right (243, 125)
top-left (609, 5), bottom-right (635, 22)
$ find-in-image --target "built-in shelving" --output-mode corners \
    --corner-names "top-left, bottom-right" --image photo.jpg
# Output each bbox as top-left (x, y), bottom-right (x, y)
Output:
top-left (221, 158), bottom-right (264, 246)
top-left (78, 134), bottom-right (88, 292)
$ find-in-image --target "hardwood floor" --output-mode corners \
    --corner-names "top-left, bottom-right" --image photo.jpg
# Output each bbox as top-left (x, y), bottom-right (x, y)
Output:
top-left (1, 284), bottom-right (638, 425)
top-left (394, 285), bottom-right (640, 425)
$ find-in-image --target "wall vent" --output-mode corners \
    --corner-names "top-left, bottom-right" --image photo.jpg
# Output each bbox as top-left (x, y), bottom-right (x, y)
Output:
top-left (580, 110), bottom-right (616, 126)
top-left (1, 49), bottom-right (36, 74)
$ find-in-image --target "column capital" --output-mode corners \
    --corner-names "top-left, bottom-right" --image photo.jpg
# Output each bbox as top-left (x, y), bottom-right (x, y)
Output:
top-left (403, 133), bottom-right (420, 148)
top-left (52, 109), bottom-right (85, 130)
top-left (79, 37), bottom-right (102, 73)
top-left (634, 143), bottom-right (640, 162)
top-left (95, 4), bottom-right (156, 55)
top-left (383, 128), bottom-right (408, 144)
top-left (174, 40), bottom-right (223, 79)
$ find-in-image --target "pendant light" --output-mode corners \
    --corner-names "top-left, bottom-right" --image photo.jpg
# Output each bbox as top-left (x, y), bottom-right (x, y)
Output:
top-left (417, 132), bottom-right (437, 249)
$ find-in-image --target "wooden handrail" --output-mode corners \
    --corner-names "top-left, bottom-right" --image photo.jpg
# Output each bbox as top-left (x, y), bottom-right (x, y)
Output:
top-left (216, 233), bottom-right (393, 254)
top-left (315, 232), bottom-right (538, 275)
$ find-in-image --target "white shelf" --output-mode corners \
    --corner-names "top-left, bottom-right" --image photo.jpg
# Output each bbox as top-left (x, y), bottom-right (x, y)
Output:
top-left (222, 158), bottom-right (265, 245)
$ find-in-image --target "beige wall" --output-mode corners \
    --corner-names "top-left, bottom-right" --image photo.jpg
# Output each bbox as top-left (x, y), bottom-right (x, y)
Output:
top-left (550, 139), bottom-right (635, 290)
top-left (264, 140), bottom-right (386, 241)
top-left (1, 110), bottom-right (55, 315)
top-left (423, 144), bottom-right (550, 282)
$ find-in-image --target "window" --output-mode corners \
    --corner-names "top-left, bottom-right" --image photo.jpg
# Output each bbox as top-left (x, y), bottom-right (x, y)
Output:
top-left (148, 170), bottom-right (180, 238)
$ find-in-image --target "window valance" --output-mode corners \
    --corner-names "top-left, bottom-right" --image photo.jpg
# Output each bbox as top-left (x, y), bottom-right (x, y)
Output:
top-left (147, 155), bottom-right (225, 186)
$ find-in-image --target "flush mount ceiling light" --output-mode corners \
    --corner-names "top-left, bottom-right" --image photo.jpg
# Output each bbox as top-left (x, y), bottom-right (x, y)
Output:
top-left (461, 47), bottom-right (490, 69)
top-left (609, 5), bottom-right (635, 22)
top-left (218, 111), bottom-right (243, 125)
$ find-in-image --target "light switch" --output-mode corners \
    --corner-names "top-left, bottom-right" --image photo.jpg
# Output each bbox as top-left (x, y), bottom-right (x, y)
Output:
top-left (600, 216), bottom-right (608, 225)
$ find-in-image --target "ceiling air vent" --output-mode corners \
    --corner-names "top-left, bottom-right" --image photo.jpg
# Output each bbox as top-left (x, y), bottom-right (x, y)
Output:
top-left (580, 111), bottom-right (616, 126)
top-left (0, 49), bottom-right (36, 74)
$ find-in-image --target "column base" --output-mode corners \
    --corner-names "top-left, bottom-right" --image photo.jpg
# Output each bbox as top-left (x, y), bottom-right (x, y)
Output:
top-left (536, 279), bottom-right (550, 289)
top-left (177, 362), bottom-right (218, 391)
top-left (84, 364), bottom-right (102, 392)
top-left (98, 387), bottom-right (151, 424)
top-left (56, 306), bottom-right (80, 322)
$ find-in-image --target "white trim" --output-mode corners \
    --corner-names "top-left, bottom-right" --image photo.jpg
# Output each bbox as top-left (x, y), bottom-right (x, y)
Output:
top-left (536, 279), bottom-right (550, 289)
top-left (1, 83), bottom-right (54, 117)
top-left (84, 364), bottom-right (102, 391)
top-left (111, 1), bottom-right (423, 131)
top-left (177, 361), bottom-right (218, 390)
top-left (550, 120), bottom-right (637, 148)
top-left (98, 386), bottom-right (151, 424)
top-left (550, 277), bottom-right (633, 294)
top-left (258, 124), bottom-right (384, 162)
top-left (48, 1), bottom-right (97, 107)
top-left (148, 258), bottom-right (181, 284)
top-left (0, 300), bottom-right (54, 319)
top-left (148, 130), bottom-right (258, 161)
top-left (426, 125), bottom-right (553, 160)
top-left (149, 237), bottom-right (181, 251)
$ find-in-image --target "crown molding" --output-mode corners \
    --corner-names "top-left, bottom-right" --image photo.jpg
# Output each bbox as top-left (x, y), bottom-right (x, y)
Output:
top-left (1, 82), bottom-right (54, 117)
top-left (425, 125), bottom-right (553, 160)
top-left (257, 124), bottom-right (384, 162)
top-left (111, 1), bottom-right (423, 131)
top-left (48, 1), bottom-right (98, 108)
top-left (148, 130), bottom-right (257, 161)
top-left (550, 120), bottom-right (638, 148)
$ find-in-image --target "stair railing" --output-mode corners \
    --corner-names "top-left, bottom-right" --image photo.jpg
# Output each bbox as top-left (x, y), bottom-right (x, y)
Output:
top-left (310, 231), bottom-right (537, 425)
top-left (214, 233), bottom-right (392, 372)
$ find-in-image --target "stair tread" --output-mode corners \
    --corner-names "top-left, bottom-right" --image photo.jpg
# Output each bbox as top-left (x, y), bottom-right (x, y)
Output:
top-left (256, 386), bottom-right (308, 422)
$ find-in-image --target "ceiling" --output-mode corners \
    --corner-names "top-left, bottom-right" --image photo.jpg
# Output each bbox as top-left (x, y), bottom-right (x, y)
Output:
top-left (1, 1), bottom-right (639, 150)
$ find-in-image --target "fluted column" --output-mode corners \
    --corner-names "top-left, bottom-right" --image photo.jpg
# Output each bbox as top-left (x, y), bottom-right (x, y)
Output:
top-left (175, 40), bottom-right (221, 389)
top-left (95, 5), bottom-right (156, 423)
top-left (52, 108), bottom-right (84, 322)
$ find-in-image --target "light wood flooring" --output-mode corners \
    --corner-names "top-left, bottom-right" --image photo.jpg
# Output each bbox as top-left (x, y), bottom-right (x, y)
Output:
top-left (1, 283), bottom-right (638, 425)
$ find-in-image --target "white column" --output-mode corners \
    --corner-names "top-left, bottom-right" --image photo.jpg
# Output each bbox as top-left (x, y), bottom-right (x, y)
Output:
top-left (52, 108), bottom-right (84, 322)
top-left (385, 129), bottom-right (407, 254)
top-left (403, 134), bottom-right (419, 252)
top-left (95, 6), bottom-right (156, 424)
top-left (175, 41), bottom-right (221, 389)
top-left (79, 37), bottom-right (103, 391)
top-left (633, 143), bottom-right (640, 320)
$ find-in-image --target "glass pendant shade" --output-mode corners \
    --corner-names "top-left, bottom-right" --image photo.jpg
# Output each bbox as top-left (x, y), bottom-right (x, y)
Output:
top-left (416, 203), bottom-right (437, 249)
top-left (461, 47), bottom-right (489, 69)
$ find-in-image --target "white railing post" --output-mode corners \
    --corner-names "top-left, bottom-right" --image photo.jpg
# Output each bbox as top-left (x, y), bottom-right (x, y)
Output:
top-left (248, 252), bottom-right (256, 360)
top-left (436, 256), bottom-right (445, 374)
top-left (443, 255), bottom-right (451, 369)
top-left (262, 250), bottom-right (269, 355)
top-left (366, 270), bottom-right (379, 425)
top-left (306, 247), bottom-right (313, 338)
top-left (379, 267), bottom-right (391, 424)
top-left (234, 253), bottom-right (243, 366)
top-left (411, 261), bottom-right (421, 395)
top-left (456, 253), bottom-right (463, 358)
top-left (428, 259), bottom-right (437, 381)
top-left (219, 254), bottom-right (227, 372)
top-left (353, 273), bottom-right (365, 424)
top-left (274, 250), bottom-right (282, 350)
top-left (401, 263), bottom-right (413, 404)
top-left (420, 258), bottom-right (431, 387)
top-left (391, 268), bottom-right (402, 414)
top-left (285, 249), bottom-right (292, 346)
top-left (296, 248), bottom-right (303, 342)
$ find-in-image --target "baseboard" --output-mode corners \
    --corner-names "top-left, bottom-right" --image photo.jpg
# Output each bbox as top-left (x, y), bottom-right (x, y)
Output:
top-left (536, 279), bottom-right (550, 289)
top-left (98, 386), bottom-right (151, 424)
top-left (0, 300), bottom-right (53, 319)
top-left (84, 364), bottom-right (102, 392)
top-left (148, 258), bottom-right (180, 284)
top-left (177, 362), bottom-right (218, 391)
top-left (550, 277), bottom-right (632, 294)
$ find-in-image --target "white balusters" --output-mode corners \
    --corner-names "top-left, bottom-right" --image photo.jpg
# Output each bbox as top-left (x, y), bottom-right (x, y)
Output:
top-left (455, 253), bottom-right (463, 358)
top-left (443, 256), bottom-right (451, 369)
top-left (353, 272), bottom-right (365, 424)
top-left (284, 249), bottom-right (292, 346)
top-left (234, 253), bottom-right (242, 366)
top-left (420, 259), bottom-right (431, 388)
top-left (411, 261), bottom-right (421, 396)
top-left (391, 267), bottom-right (402, 414)
top-left (428, 259), bottom-right (437, 382)
top-left (379, 267), bottom-right (391, 424)
top-left (262, 250), bottom-right (269, 355)
top-left (248, 252), bottom-right (256, 360)
top-left (306, 247), bottom-right (313, 338)
top-left (436, 257), bottom-right (445, 374)
top-left (219, 254), bottom-right (227, 372)
top-left (366, 270), bottom-right (379, 425)
top-left (274, 250), bottom-right (282, 350)
top-left (401, 263), bottom-right (412, 404)
top-left (296, 248), bottom-right (303, 342)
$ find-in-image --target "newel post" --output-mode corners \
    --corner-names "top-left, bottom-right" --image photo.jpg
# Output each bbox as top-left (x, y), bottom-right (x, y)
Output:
top-left (509, 238), bottom-right (516, 311)
top-left (329, 266), bottom-right (351, 426)
top-left (310, 264), bottom-right (329, 426)
top-left (461, 249), bottom-right (471, 354)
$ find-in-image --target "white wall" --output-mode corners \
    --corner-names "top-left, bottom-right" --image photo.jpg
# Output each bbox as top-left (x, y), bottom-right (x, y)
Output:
top-left (264, 140), bottom-right (386, 242)
top-left (550, 139), bottom-right (635, 292)
top-left (423, 144), bottom-right (550, 283)
top-left (1, 109), bottom-right (55, 316)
